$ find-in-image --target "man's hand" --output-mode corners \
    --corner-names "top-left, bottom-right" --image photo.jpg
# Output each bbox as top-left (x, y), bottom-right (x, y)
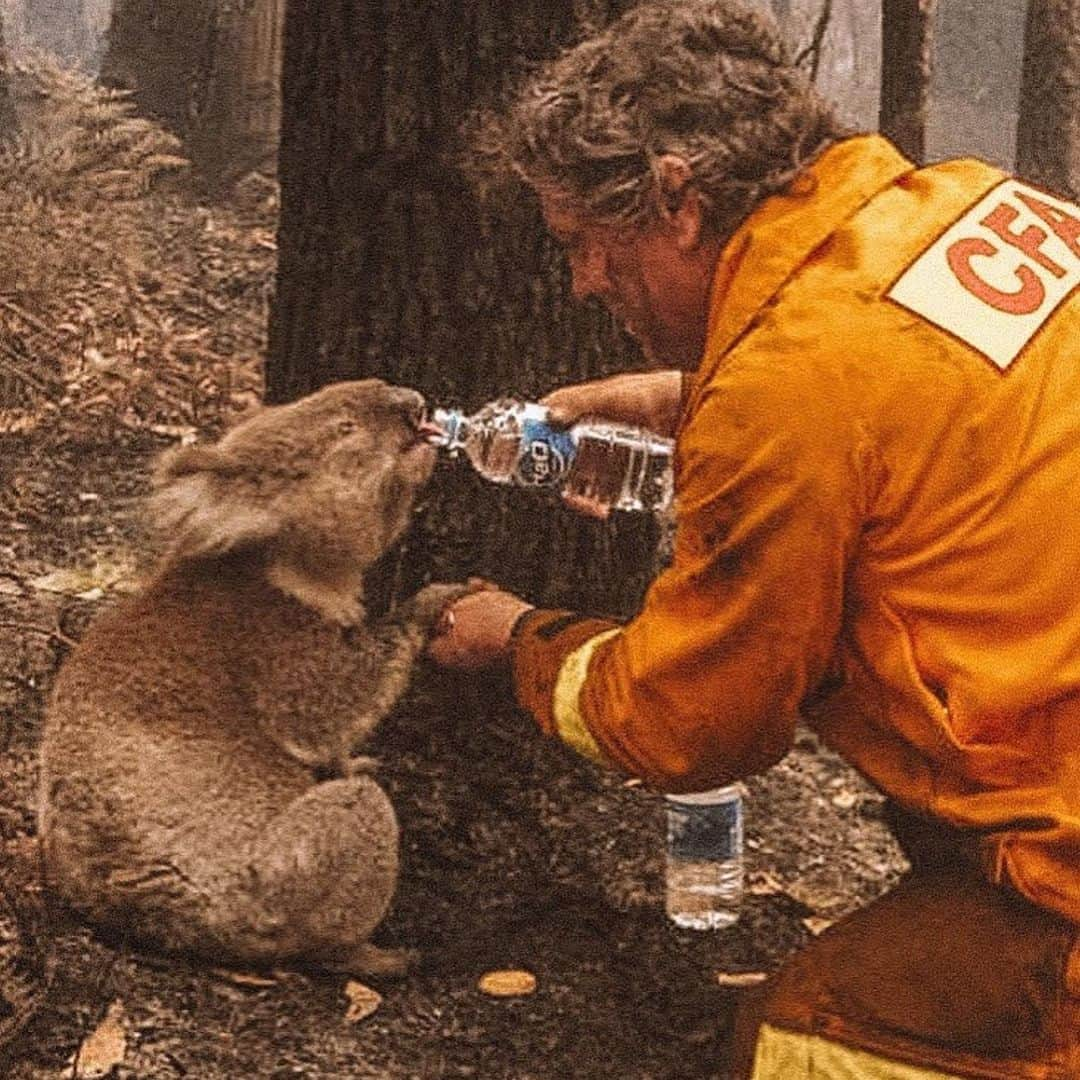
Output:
top-left (426, 588), bottom-right (535, 671)
top-left (540, 370), bottom-right (684, 438)
top-left (540, 370), bottom-right (683, 519)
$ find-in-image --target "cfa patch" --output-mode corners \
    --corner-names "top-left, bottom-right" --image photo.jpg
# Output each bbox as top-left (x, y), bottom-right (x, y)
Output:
top-left (887, 179), bottom-right (1079, 370)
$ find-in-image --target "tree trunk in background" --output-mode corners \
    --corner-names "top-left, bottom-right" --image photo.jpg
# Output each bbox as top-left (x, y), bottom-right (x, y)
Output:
top-left (1016, 0), bottom-right (1080, 199)
top-left (0, 14), bottom-right (17, 140)
top-left (879, 0), bottom-right (936, 162)
top-left (102, 0), bottom-right (283, 190)
top-left (101, 0), bottom-right (206, 140)
top-left (268, 0), bottom-right (660, 618)
top-left (187, 0), bottom-right (284, 187)
top-left (21, 0), bottom-right (96, 68)
top-left (3, 0), bottom-right (111, 71)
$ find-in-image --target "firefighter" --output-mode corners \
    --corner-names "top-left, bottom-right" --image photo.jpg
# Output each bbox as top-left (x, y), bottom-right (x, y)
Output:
top-left (429, 1), bottom-right (1080, 1075)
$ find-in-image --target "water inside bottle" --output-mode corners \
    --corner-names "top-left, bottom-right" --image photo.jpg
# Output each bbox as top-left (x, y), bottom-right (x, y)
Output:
top-left (471, 420), bottom-right (521, 485)
top-left (445, 402), bottom-right (528, 486)
top-left (664, 787), bottom-right (744, 929)
top-left (665, 857), bottom-right (743, 929)
top-left (564, 423), bottom-right (673, 513)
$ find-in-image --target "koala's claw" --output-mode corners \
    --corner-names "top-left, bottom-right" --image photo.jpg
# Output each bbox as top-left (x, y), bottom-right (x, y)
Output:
top-left (343, 755), bottom-right (380, 777)
top-left (324, 942), bottom-right (419, 979)
top-left (404, 582), bottom-right (471, 632)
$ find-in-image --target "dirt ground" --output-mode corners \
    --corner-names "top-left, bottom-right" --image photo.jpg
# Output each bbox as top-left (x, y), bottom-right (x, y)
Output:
top-left (0, 55), bottom-right (908, 1080)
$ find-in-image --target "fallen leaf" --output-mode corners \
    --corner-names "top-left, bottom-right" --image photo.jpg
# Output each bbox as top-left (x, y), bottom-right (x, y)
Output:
top-left (801, 916), bottom-right (836, 937)
top-left (148, 423), bottom-right (198, 443)
top-left (343, 980), bottom-right (382, 1022)
top-left (211, 968), bottom-right (278, 988)
top-left (715, 971), bottom-right (769, 988)
top-left (478, 969), bottom-right (537, 998)
top-left (0, 411), bottom-right (40, 435)
top-left (30, 570), bottom-right (88, 595)
top-left (30, 558), bottom-right (137, 597)
top-left (747, 870), bottom-right (784, 896)
top-left (69, 999), bottom-right (126, 1078)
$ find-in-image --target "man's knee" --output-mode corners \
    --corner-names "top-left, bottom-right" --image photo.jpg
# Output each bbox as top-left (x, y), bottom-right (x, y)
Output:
top-left (730, 868), bottom-right (1080, 1078)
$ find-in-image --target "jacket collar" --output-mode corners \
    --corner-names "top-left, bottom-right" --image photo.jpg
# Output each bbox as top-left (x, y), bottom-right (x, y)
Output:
top-left (688, 135), bottom-right (915, 402)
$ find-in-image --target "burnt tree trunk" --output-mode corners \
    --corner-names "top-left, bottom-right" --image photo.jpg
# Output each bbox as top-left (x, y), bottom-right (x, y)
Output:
top-left (0, 15), bottom-right (16, 141)
top-left (879, 0), bottom-right (936, 162)
top-left (20, 0), bottom-right (97, 69)
top-left (101, 0), bottom-right (209, 140)
top-left (102, 0), bottom-right (283, 189)
top-left (1016, 0), bottom-right (1080, 199)
top-left (268, 0), bottom-right (659, 617)
top-left (187, 0), bottom-right (284, 187)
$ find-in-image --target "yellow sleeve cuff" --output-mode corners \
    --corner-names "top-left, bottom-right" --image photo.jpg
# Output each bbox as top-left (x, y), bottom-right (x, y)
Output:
top-left (552, 629), bottom-right (622, 766)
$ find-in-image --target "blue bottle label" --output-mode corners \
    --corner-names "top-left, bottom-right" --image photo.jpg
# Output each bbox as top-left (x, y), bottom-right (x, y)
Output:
top-left (666, 796), bottom-right (742, 862)
top-left (515, 416), bottom-right (577, 488)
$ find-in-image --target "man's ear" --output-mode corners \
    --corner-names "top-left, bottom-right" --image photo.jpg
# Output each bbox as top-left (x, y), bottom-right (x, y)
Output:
top-left (654, 153), bottom-right (703, 252)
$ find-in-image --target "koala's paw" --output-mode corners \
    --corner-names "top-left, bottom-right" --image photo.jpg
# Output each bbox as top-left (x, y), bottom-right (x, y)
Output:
top-left (342, 755), bottom-right (380, 777)
top-left (323, 942), bottom-right (419, 979)
top-left (402, 582), bottom-right (470, 633)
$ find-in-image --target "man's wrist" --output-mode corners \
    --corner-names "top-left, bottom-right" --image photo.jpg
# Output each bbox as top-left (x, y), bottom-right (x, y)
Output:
top-left (509, 606), bottom-right (544, 644)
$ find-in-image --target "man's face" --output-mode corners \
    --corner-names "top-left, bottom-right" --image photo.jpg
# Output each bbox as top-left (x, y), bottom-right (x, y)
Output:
top-left (540, 191), bottom-right (716, 370)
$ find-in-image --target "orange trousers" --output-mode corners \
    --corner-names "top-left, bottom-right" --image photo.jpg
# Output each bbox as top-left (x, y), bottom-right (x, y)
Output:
top-left (731, 809), bottom-right (1080, 1078)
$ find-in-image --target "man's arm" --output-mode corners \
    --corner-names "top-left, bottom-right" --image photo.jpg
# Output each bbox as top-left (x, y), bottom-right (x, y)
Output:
top-left (431, 356), bottom-right (863, 792)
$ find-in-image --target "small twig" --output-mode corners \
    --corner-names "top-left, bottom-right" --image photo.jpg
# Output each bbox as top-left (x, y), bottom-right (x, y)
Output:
top-left (794, 0), bottom-right (834, 82)
top-left (0, 295), bottom-right (65, 340)
top-left (0, 620), bottom-right (78, 648)
top-left (0, 341), bottom-right (64, 397)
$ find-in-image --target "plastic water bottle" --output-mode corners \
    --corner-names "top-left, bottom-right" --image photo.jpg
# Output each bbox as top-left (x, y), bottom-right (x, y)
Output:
top-left (664, 785), bottom-right (745, 929)
top-left (427, 399), bottom-right (673, 514)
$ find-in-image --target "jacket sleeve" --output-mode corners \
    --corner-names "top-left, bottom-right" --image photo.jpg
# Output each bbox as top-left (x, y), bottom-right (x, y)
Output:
top-left (512, 351), bottom-right (869, 792)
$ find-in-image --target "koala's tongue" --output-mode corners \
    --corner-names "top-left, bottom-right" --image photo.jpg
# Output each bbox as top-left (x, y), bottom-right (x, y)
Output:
top-left (417, 418), bottom-right (449, 444)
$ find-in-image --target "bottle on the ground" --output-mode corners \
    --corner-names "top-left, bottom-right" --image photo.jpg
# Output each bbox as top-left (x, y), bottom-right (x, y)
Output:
top-left (427, 399), bottom-right (673, 514)
top-left (664, 785), bottom-right (745, 930)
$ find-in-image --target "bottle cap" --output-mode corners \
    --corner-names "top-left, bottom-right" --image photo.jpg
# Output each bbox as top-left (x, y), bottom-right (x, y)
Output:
top-left (426, 407), bottom-right (461, 449)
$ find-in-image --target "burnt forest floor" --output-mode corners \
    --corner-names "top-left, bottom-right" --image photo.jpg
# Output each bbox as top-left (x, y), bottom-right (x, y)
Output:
top-left (0, 53), bottom-right (907, 1080)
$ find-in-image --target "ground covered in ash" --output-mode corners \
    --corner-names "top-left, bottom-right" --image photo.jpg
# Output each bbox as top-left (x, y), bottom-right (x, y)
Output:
top-left (0, 53), bottom-right (907, 1080)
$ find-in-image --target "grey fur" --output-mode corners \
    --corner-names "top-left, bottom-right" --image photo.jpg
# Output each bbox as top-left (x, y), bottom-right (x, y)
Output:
top-left (39, 379), bottom-right (464, 976)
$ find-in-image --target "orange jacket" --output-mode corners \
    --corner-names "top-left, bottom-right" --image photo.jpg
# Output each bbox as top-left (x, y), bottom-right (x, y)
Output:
top-left (512, 135), bottom-right (1080, 922)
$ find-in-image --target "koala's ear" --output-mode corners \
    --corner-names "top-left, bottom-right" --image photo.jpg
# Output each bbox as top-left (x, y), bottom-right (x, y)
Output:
top-left (150, 444), bottom-right (281, 562)
top-left (154, 444), bottom-right (243, 483)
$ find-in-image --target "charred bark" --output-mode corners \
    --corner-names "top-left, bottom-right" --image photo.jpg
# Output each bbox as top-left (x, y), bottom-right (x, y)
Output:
top-left (187, 0), bottom-right (284, 188)
top-left (101, 0), bottom-right (209, 139)
top-left (879, 0), bottom-right (937, 163)
top-left (101, 0), bottom-right (282, 190)
top-left (268, 0), bottom-right (659, 617)
top-left (0, 16), bottom-right (17, 142)
top-left (1016, 0), bottom-right (1080, 199)
top-left (19, 0), bottom-right (97, 69)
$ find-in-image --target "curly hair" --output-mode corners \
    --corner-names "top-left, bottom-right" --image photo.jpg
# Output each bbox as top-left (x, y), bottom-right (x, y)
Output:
top-left (467, 0), bottom-right (845, 239)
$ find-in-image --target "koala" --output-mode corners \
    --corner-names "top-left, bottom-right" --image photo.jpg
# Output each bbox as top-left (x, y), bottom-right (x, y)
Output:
top-left (38, 379), bottom-right (465, 978)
